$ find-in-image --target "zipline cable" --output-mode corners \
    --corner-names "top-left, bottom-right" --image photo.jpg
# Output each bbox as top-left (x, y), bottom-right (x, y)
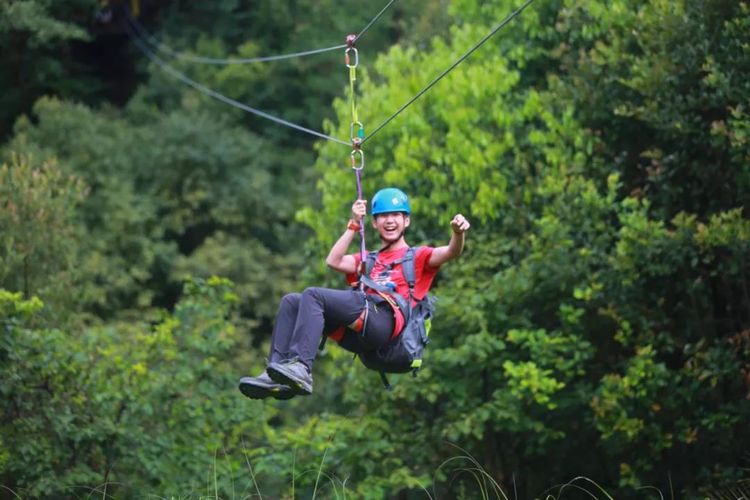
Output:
top-left (353, 0), bottom-right (398, 44)
top-left (127, 0), bottom-right (398, 66)
top-left (128, 17), bottom-right (346, 64)
top-left (361, 0), bottom-right (535, 145)
top-left (126, 19), bottom-right (350, 146)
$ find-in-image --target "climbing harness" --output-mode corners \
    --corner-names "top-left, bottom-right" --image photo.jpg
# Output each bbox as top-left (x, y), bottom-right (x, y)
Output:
top-left (357, 248), bottom-right (435, 390)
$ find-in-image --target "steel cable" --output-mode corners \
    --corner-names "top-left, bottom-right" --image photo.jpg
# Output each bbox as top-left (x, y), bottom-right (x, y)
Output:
top-left (128, 0), bottom-right (398, 66)
top-left (353, 0), bottom-right (399, 44)
top-left (126, 19), bottom-right (350, 146)
top-left (126, 0), bottom-right (537, 148)
top-left (361, 0), bottom-right (535, 145)
top-left (128, 16), bottom-right (346, 64)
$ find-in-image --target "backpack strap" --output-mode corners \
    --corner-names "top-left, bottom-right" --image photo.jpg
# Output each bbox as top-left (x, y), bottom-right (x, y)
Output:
top-left (359, 273), bottom-right (411, 320)
top-left (400, 247), bottom-right (418, 300)
top-left (364, 250), bottom-right (378, 277)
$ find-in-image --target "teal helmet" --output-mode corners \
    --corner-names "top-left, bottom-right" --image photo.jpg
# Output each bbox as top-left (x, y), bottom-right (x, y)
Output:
top-left (371, 188), bottom-right (411, 216)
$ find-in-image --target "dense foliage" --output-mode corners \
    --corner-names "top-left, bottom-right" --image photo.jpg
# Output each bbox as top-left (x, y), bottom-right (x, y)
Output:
top-left (1, 0), bottom-right (748, 498)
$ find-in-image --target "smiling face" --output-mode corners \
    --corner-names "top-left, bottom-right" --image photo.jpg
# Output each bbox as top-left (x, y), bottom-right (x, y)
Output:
top-left (372, 211), bottom-right (410, 244)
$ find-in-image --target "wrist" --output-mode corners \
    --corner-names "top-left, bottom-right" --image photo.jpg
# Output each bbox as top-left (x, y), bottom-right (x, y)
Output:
top-left (347, 219), bottom-right (361, 232)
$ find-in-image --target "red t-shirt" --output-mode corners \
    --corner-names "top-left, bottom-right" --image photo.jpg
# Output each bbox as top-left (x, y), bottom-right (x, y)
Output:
top-left (345, 246), bottom-right (439, 337)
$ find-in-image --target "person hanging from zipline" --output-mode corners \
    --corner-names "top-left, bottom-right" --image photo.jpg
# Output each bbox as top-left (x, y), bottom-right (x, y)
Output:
top-left (238, 187), bottom-right (470, 399)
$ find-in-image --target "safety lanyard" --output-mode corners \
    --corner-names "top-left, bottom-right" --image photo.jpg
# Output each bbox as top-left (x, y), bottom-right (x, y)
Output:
top-left (345, 34), bottom-right (367, 282)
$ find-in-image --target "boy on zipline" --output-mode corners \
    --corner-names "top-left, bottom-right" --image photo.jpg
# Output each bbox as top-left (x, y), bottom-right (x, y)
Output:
top-left (239, 187), bottom-right (470, 399)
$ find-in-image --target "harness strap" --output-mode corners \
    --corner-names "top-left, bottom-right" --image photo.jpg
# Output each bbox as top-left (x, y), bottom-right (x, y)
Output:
top-left (347, 305), bottom-right (368, 333)
top-left (359, 273), bottom-right (411, 323)
top-left (365, 248), bottom-right (417, 290)
top-left (347, 292), bottom-right (399, 341)
top-left (379, 372), bottom-right (392, 391)
top-left (356, 248), bottom-right (427, 391)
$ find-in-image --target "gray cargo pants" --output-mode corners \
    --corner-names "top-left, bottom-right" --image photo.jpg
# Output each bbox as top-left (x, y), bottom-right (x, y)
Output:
top-left (268, 287), bottom-right (395, 370)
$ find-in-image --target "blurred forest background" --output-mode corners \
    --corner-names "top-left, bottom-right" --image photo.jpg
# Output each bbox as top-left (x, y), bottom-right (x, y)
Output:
top-left (1, 0), bottom-right (749, 498)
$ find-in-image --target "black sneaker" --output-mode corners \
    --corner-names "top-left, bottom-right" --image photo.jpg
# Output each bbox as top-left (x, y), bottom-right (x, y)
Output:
top-left (267, 358), bottom-right (313, 396)
top-left (238, 371), bottom-right (295, 400)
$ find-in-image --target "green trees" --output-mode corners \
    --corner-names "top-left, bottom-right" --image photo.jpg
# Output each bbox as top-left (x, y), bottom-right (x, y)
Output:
top-left (0, 278), bottom-right (270, 497)
top-left (0, 0), bottom-right (749, 497)
top-left (5, 96), bottom-right (291, 319)
top-left (0, 154), bottom-right (86, 306)
top-left (302, 0), bottom-right (750, 495)
top-left (0, 0), bottom-right (96, 138)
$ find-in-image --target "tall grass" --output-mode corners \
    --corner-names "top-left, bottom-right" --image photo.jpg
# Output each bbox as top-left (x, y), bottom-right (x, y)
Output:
top-left (4, 446), bottom-right (749, 499)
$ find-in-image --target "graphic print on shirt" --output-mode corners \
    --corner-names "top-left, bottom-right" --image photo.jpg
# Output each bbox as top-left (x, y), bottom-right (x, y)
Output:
top-left (372, 259), bottom-right (401, 293)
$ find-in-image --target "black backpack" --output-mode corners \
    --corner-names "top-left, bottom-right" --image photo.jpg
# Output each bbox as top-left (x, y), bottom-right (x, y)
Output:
top-left (357, 247), bottom-right (435, 389)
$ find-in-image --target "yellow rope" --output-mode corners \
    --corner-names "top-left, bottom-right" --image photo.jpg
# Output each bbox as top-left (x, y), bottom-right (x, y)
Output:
top-left (349, 63), bottom-right (359, 131)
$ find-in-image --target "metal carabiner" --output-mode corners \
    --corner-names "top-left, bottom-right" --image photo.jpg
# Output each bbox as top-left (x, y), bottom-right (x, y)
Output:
top-left (345, 47), bottom-right (359, 69)
top-left (350, 121), bottom-right (364, 142)
top-left (351, 147), bottom-right (364, 171)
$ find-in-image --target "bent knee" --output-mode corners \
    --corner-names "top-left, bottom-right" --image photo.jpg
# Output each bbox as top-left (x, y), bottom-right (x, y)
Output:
top-left (280, 292), bottom-right (301, 307)
top-left (302, 287), bottom-right (323, 298)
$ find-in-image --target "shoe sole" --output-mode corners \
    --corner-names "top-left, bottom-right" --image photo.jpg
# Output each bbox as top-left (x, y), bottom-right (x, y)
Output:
top-left (238, 380), bottom-right (295, 400)
top-left (267, 366), bottom-right (313, 396)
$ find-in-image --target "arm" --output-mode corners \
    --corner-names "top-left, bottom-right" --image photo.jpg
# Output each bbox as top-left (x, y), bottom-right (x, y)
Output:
top-left (428, 213), bottom-right (471, 268)
top-left (326, 199), bottom-right (367, 274)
